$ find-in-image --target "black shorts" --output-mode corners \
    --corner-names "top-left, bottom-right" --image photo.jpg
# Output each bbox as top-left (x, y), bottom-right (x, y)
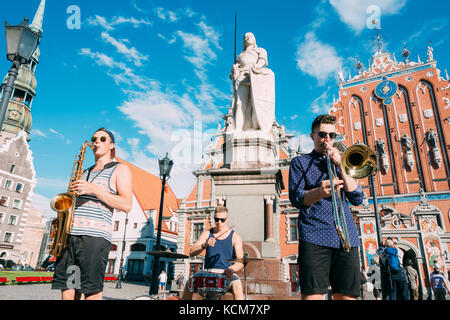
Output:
top-left (297, 241), bottom-right (360, 297)
top-left (51, 235), bottom-right (111, 295)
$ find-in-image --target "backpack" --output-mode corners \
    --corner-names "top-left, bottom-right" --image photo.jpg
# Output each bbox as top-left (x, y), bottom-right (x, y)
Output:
top-left (378, 248), bottom-right (400, 273)
top-left (384, 247), bottom-right (401, 273)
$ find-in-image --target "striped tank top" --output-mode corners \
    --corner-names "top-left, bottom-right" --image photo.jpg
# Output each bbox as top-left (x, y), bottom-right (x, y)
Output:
top-left (70, 162), bottom-right (118, 243)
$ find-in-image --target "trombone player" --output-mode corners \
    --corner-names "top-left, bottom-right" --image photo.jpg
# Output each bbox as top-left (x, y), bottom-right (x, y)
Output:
top-left (51, 128), bottom-right (132, 300)
top-left (289, 115), bottom-right (364, 300)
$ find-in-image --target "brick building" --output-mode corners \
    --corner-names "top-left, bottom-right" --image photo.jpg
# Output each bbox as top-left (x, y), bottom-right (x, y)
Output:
top-left (329, 44), bottom-right (449, 299)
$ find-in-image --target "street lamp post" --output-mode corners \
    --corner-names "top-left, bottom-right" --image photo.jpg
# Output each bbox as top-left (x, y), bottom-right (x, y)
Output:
top-left (369, 174), bottom-right (382, 247)
top-left (0, 17), bottom-right (41, 132)
top-left (149, 153), bottom-right (173, 295)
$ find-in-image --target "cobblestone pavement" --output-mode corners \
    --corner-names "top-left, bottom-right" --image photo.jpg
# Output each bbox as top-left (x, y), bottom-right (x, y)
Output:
top-left (0, 281), bottom-right (156, 300)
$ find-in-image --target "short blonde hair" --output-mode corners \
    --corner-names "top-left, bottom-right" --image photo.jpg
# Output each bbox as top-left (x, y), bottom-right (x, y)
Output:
top-left (215, 205), bottom-right (228, 216)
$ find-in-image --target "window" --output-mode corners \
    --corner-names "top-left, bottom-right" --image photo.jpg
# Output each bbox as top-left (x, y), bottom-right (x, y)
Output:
top-left (110, 244), bottom-right (117, 251)
top-left (133, 223), bottom-right (137, 229)
top-left (4, 232), bottom-right (12, 243)
top-left (4, 180), bottom-right (12, 190)
top-left (130, 243), bottom-right (146, 252)
top-left (106, 259), bottom-right (115, 274)
top-left (127, 259), bottom-right (144, 276)
top-left (289, 217), bottom-right (299, 241)
top-left (0, 196), bottom-right (9, 207)
top-left (0, 212), bottom-right (4, 223)
top-left (8, 215), bottom-right (18, 226)
top-left (10, 165), bottom-right (15, 174)
top-left (15, 183), bottom-right (24, 193)
top-left (113, 221), bottom-right (119, 231)
top-left (193, 222), bottom-right (204, 242)
top-left (12, 199), bottom-right (22, 210)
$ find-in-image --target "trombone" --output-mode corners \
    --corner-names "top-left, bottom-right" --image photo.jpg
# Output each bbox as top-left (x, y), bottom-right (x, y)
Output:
top-left (325, 142), bottom-right (377, 252)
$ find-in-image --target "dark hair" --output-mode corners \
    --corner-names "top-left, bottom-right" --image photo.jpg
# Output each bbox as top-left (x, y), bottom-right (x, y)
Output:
top-left (405, 259), bottom-right (413, 266)
top-left (311, 115), bottom-right (336, 133)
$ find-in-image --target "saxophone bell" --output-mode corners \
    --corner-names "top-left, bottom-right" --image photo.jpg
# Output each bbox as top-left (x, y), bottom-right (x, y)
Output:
top-left (49, 141), bottom-right (93, 258)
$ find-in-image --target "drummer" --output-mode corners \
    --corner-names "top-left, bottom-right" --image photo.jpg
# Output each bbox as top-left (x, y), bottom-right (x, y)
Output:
top-left (182, 205), bottom-right (245, 300)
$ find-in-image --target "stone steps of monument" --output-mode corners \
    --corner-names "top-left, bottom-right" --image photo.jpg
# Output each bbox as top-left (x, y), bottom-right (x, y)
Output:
top-left (246, 294), bottom-right (300, 300)
top-left (220, 292), bottom-right (300, 300)
top-left (246, 280), bottom-right (291, 296)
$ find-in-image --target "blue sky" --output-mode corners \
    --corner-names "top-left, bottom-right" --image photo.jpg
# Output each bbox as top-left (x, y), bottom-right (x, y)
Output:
top-left (0, 0), bottom-right (448, 219)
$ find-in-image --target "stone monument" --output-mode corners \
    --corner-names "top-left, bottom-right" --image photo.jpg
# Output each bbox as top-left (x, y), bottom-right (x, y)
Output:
top-left (225, 32), bottom-right (276, 169)
top-left (209, 32), bottom-right (289, 299)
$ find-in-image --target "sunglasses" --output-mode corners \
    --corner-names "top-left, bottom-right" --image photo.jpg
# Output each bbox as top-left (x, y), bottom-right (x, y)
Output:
top-left (91, 136), bottom-right (108, 143)
top-left (318, 131), bottom-right (337, 139)
top-left (214, 218), bottom-right (227, 223)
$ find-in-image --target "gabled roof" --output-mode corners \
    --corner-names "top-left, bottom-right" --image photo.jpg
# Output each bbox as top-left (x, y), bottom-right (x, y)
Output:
top-left (116, 157), bottom-right (179, 227)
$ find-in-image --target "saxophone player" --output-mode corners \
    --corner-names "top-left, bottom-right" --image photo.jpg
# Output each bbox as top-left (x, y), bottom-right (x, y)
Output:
top-left (51, 128), bottom-right (132, 300)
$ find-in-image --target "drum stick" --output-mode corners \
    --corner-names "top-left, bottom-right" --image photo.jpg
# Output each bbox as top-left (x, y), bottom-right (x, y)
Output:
top-left (214, 225), bottom-right (235, 240)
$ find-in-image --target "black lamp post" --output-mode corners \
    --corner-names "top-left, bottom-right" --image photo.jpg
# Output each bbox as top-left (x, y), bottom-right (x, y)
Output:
top-left (115, 215), bottom-right (128, 289)
top-left (149, 153), bottom-right (173, 295)
top-left (369, 174), bottom-right (382, 247)
top-left (0, 17), bottom-right (40, 132)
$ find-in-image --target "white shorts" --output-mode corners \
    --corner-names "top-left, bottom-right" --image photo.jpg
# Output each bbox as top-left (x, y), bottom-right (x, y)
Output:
top-left (205, 268), bottom-right (241, 289)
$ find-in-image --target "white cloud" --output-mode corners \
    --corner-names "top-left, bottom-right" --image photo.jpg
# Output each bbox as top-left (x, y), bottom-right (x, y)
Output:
top-left (79, 48), bottom-right (152, 91)
top-left (31, 193), bottom-right (54, 219)
top-left (87, 15), bottom-right (152, 31)
top-left (289, 134), bottom-right (314, 154)
top-left (101, 32), bottom-right (149, 67)
top-left (295, 32), bottom-right (343, 85)
top-left (310, 88), bottom-right (333, 114)
top-left (329, 0), bottom-right (408, 33)
top-left (155, 7), bottom-right (179, 22)
top-left (406, 18), bottom-right (448, 46)
top-left (31, 129), bottom-right (47, 138)
top-left (36, 177), bottom-right (68, 190)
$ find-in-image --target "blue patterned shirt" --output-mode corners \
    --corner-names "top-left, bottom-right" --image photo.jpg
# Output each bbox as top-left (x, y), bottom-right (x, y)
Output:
top-left (289, 149), bottom-right (364, 248)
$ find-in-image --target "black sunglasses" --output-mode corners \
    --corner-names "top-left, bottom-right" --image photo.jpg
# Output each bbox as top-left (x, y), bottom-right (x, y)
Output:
top-left (318, 131), bottom-right (337, 139)
top-left (91, 136), bottom-right (108, 143)
top-left (214, 218), bottom-right (227, 223)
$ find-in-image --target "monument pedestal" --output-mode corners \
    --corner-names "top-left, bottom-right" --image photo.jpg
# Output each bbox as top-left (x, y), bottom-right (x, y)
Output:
top-left (210, 158), bottom-right (293, 299)
top-left (224, 130), bottom-right (276, 169)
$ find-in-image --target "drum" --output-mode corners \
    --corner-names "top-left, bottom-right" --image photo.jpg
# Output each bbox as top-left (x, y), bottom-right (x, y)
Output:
top-left (189, 270), bottom-right (228, 300)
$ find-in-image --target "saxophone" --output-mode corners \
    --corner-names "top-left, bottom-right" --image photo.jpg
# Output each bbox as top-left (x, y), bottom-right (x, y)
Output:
top-left (49, 141), bottom-right (93, 257)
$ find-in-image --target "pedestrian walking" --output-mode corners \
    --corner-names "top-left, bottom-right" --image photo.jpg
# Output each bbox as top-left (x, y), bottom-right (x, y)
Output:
top-left (430, 267), bottom-right (449, 300)
top-left (176, 273), bottom-right (184, 290)
top-left (360, 265), bottom-right (368, 300)
top-left (405, 259), bottom-right (419, 300)
top-left (158, 270), bottom-right (167, 293)
top-left (367, 257), bottom-right (382, 300)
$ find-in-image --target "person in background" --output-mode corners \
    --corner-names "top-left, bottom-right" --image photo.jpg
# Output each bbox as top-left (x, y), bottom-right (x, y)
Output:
top-left (404, 259), bottom-right (419, 300)
top-left (430, 267), bottom-right (449, 300)
top-left (367, 257), bottom-right (382, 300)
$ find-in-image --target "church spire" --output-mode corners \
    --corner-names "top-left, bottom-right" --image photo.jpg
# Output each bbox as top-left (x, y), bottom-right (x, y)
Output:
top-left (29, 0), bottom-right (45, 34)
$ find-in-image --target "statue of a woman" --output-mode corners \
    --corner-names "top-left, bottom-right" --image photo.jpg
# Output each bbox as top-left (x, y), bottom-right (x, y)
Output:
top-left (230, 32), bottom-right (275, 133)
